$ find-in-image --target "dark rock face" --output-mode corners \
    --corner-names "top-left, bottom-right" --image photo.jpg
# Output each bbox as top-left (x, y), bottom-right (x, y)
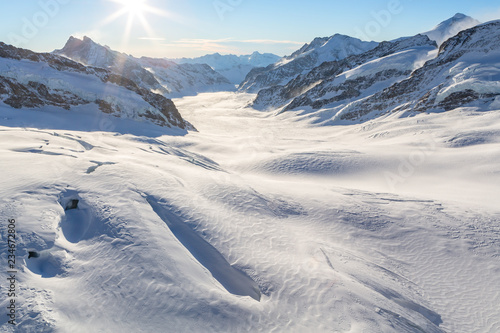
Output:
top-left (0, 42), bottom-right (194, 130)
top-left (0, 76), bottom-right (88, 109)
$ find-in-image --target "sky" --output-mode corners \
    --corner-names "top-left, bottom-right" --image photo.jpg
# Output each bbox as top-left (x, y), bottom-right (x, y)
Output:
top-left (0, 0), bottom-right (499, 59)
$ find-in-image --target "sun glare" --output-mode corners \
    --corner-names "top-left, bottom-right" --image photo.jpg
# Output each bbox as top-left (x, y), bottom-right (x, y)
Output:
top-left (118, 0), bottom-right (147, 17)
top-left (103, 0), bottom-right (171, 46)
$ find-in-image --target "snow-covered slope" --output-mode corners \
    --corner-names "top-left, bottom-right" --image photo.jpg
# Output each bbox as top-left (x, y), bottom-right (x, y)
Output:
top-left (423, 13), bottom-right (481, 46)
top-left (138, 57), bottom-right (234, 97)
top-left (253, 34), bottom-right (437, 110)
top-left (1, 91), bottom-right (499, 332)
top-left (54, 36), bottom-right (167, 94)
top-left (54, 37), bottom-right (232, 96)
top-left (252, 18), bottom-right (499, 127)
top-left (173, 52), bottom-right (281, 85)
top-left (0, 42), bottom-right (193, 130)
top-left (330, 20), bottom-right (500, 122)
top-left (239, 34), bottom-right (378, 92)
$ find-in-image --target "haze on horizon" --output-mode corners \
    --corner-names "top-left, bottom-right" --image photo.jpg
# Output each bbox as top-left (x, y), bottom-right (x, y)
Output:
top-left (0, 0), bottom-right (499, 59)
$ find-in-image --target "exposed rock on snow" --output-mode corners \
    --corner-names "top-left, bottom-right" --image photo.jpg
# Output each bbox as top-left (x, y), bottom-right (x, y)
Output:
top-left (252, 34), bottom-right (437, 110)
top-left (0, 42), bottom-right (193, 130)
top-left (54, 36), bottom-right (233, 97)
top-left (239, 34), bottom-right (378, 92)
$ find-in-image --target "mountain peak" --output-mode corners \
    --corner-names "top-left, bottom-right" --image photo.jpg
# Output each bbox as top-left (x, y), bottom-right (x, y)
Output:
top-left (452, 13), bottom-right (467, 19)
top-left (424, 13), bottom-right (481, 46)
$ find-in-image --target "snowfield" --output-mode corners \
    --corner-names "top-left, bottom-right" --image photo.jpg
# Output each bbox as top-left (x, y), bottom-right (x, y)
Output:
top-left (0, 92), bottom-right (499, 332)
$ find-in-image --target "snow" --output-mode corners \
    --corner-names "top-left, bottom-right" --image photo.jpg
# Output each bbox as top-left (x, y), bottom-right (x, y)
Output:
top-left (172, 52), bottom-right (281, 85)
top-left (435, 54), bottom-right (500, 104)
top-left (423, 13), bottom-right (481, 46)
top-left (341, 46), bottom-right (436, 81)
top-left (1, 91), bottom-right (499, 332)
top-left (0, 57), bottom-right (162, 120)
top-left (288, 34), bottom-right (378, 66)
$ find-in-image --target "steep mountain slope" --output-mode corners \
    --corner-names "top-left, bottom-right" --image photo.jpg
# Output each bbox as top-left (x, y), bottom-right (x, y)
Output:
top-left (239, 34), bottom-right (378, 92)
top-left (0, 42), bottom-right (193, 130)
top-left (54, 37), bottom-right (232, 96)
top-left (173, 52), bottom-right (281, 84)
top-left (253, 34), bottom-right (437, 110)
top-left (331, 20), bottom-right (500, 122)
top-left (53, 36), bottom-right (166, 94)
top-left (423, 13), bottom-right (480, 46)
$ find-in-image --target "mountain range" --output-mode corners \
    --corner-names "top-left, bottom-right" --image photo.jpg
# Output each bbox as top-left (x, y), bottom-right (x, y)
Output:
top-left (246, 13), bottom-right (497, 126)
top-left (54, 36), bottom-right (234, 97)
top-left (0, 13), bottom-right (492, 131)
top-left (172, 52), bottom-right (281, 84)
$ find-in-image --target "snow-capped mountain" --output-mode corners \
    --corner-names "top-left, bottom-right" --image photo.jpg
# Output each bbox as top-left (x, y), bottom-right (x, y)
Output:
top-left (253, 34), bottom-right (437, 110)
top-left (251, 14), bottom-right (498, 126)
top-left (423, 13), bottom-right (480, 46)
top-left (54, 36), bottom-right (232, 96)
top-left (173, 52), bottom-right (281, 85)
top-left (239, 34), bottom-right (378, 92)
top-left (54, 36), bottom-right (167, 94)
top-left (333, 20), bottom-right (500, 122)
top-left (138, 57), bottom-right (234, 97)
top-left (0, 42), bottom-right (193, 130)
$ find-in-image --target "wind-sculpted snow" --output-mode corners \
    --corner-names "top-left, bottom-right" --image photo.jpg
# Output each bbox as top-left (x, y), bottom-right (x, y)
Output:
top-left (146, 196), bottom-right (262, 301)
top-left (423, 13), bottom-right (480, 46)
top-left (2, 91), bottom-right (499, 332)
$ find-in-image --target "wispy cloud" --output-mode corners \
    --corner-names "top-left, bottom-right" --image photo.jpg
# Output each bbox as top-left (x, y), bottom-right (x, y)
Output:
top-left (238, 39), bottom-right (304, 45)
top-left (139, 37), bottom-right (166, 41)
top-left (161, 38), bottom-right (304, 54)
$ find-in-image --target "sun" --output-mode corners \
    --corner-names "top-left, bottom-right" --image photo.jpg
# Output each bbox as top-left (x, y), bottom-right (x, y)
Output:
top-left (102, 0), bottom-right (171, 45)
top-left (115, 0), bottom-right (147, 18)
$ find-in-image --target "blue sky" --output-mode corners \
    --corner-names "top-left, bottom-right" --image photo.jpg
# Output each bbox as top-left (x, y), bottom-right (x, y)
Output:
top-left (0, 0), bottom-right (499, 58)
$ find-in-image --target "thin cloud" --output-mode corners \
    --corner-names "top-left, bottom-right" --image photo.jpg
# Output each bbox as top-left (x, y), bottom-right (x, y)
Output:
top-left (239, 39), bottom-right (304, 45)
top-left (163, 38), bottom-right (303, 50)
top-left (161, 38), bottom-right (238, 54)
top-left (139, 37), bottom-right (166, 41)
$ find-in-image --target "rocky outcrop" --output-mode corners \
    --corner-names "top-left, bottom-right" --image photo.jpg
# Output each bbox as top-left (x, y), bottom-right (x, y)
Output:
top-left (0, 42), bottom-right (194, 130)
top-left (252, 34), bottom-right (436, 110)
top-left (239, 34), bottom-right (378, 92)
top-left (336, 21), bottom-right (500, 121)
top-left (55, 36), bottom-right (233, 97)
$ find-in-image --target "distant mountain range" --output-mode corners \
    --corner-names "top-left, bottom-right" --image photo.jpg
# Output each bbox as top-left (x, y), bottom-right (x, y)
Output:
top-left (172, 52), bottom-right (281, 84)
top-left (54, 36), bottom-right (234, 97)
top-left (1, 13), bottom-right (495, 131)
